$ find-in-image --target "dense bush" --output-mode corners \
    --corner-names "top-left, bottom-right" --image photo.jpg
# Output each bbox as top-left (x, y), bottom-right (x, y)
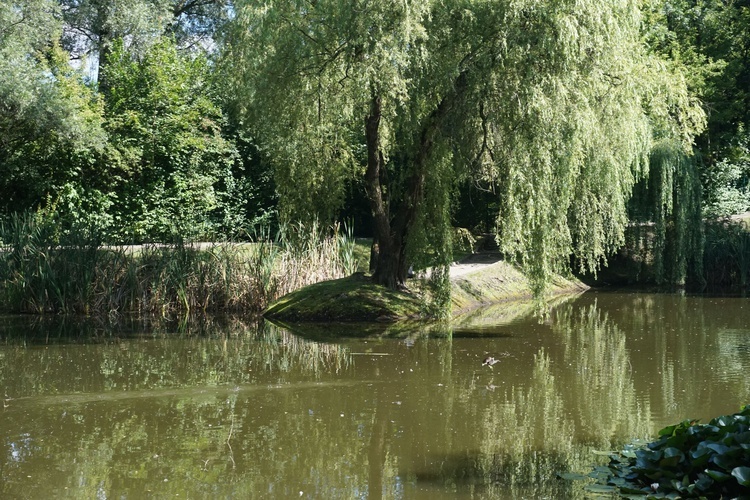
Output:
top-left (703, 220), bottom-right (750, 290)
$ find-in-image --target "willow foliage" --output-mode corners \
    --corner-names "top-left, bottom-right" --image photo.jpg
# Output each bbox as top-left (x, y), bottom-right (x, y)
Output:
top-left (222, 0), bottom-right (703, 293)
top-left (629, 141), bottom-right (704, 287)
top-left (223, 0), bottom-right (430, 222)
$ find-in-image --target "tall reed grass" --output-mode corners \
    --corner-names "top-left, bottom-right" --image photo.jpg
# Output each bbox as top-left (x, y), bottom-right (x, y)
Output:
top-left (0, 213), bottom-right (358, 316)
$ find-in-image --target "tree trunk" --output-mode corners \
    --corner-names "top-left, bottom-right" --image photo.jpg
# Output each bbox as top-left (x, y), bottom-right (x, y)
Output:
top-left (364, 92), bottom-right (398, 287)
top-left (364, 74), bottom-right (467, 289)
top-left (95, 3), bottom-right (113, 96)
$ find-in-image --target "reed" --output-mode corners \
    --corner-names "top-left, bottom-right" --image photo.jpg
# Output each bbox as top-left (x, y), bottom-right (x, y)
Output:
top-left (0, 213), bottom-right (358, 316)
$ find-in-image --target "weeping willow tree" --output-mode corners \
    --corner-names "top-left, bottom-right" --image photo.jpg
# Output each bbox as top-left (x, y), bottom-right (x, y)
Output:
top-left (221, 0), bottom-right (703, 294)
top-left (628, 141), bottom-right (705, 287)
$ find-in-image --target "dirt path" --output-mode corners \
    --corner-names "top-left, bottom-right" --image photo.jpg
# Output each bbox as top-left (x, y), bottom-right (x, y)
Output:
top-left (449, 252), bottom-right (504, 278)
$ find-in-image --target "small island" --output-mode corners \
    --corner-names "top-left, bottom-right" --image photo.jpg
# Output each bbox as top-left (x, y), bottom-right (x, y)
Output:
top-left (265, 254), bottom-right (587, 323)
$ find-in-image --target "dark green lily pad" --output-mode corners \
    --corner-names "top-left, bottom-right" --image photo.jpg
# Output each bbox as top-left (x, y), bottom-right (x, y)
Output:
top-left (583, 405), bottom-right (750, 498)
top-left (732, 466), bottom-right (750, 486)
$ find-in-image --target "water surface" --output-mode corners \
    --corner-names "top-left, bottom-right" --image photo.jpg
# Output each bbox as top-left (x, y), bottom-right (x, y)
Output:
top-left (1, 292), bottom-right (749, 498)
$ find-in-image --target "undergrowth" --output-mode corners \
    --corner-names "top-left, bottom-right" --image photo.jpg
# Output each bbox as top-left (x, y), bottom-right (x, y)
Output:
top-left (0, 212), bottom-right (357, 316)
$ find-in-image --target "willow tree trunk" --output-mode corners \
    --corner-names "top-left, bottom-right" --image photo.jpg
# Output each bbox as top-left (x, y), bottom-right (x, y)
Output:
top-left (364, 93), bottom-right (409, 288)
top-left (364, 74), bottom-right (465, 289)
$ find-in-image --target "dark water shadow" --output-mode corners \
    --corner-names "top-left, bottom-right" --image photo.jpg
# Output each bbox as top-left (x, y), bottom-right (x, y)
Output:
top-left (266, 318), bottom-right (452, 342)
top-left (412, 450), bottom-right (581, 497)
top-left (0, 313), bottom-right (260, 344)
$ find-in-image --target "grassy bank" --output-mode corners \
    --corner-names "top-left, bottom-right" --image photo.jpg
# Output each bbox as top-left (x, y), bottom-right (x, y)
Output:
top-left (264, 272), bottom-right (425, 322)
top-left (0, 213), bottom-right (360, 316)
top-left (450, 260), bottom-right (587, 315)
top-left (264, 258), bottom-right (588, 323)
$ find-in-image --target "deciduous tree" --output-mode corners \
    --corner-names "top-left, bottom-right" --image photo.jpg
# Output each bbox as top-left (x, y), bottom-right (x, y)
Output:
top-left (0, 0), bottom-right (105, 211)
top-left (224, 0), bottom-right (703, 293)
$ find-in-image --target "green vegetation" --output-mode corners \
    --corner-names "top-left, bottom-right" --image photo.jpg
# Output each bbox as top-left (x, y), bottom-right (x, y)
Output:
top-left (451, 261), bottom-right (586, 314)
top-left (609, 217), bottom-right (750, 291)
top-left (586, 405), bottom-right (750, 498)
top-left (265, 259), bottom-right (587, 323)
top-left (703, 219), bottom-right (750, 290)
top-left (0, 214), bottom-right (356, 315)
top-left (2, 0), bottom-right (750, 314)
top-left (265, 273), bottom-right (423, 323)
top-left (223, 0), bottom-right (702, 294)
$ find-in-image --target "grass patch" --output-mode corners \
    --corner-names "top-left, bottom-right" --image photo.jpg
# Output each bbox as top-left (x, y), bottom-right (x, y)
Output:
top-left (264, 272), bottom-right (424, 322)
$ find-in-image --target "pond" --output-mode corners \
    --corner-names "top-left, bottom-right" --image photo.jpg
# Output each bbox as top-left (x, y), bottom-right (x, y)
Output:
top-left (1, 292), bottom-right (749, 498)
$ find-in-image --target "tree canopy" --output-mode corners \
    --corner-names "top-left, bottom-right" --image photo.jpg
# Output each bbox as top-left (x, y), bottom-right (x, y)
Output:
top-left (6, 0), bottom-right (750, 296)
top-left (222, 0), bottom-right (704, 291)
top-left (0, 0), bottom-right (105, 210)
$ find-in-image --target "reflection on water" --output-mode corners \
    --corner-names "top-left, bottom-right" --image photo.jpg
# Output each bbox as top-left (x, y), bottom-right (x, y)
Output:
top-left (1, 292), bottom-right (749, 498)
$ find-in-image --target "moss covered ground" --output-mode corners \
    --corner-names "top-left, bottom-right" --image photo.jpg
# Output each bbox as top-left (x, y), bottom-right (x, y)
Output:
top-left (264, 255), bottom-right (588, 323)
top-left (264, 272), bottom-right (424, 322)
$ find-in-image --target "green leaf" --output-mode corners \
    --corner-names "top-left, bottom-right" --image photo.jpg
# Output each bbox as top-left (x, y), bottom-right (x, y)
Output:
top-left (734, 431), bottom-right (750, 445)
top-left (584, 484), bottom-right (617, 494)
top-left (659, 447), bottom-right (684, 467)
top-left (619, 485), bottom-right (649, 495)
top-left (694, 473), bottom-right (713, 491)
top-left (638, 449), bottom-right (663, 461)
top-left (705, 469), bottom-right (731, 482)
top-left (731, 466), bottom-right (750, 486)
top-left (706, 443), bottom-right (730, 455)
top-left (711, 453), bottom-right (737, 471)
top-left (659, 424), bottom-right (678, 437)
top-left (714, 415), bottom-right (735, 427)
top-left (607, 477), bottom-right (627, 487)
top-left (659, 455), bottom-right (682, 468)
top-left (665, 434), bottom-right (687, 449)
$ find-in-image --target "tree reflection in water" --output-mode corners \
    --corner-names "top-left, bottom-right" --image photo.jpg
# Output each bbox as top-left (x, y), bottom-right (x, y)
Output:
top-left (1, 293), bottom-right (749, 498)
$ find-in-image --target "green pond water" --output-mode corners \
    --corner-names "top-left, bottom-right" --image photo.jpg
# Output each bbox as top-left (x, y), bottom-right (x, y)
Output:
top-left (1, 291), bottom-right (749, 499)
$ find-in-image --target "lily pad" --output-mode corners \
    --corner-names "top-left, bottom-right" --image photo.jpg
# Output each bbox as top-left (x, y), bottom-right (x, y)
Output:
top-left (705, 469), bottom-right (731, 482)
top-left (588, 405), bottom-right (750, 498)
top-left (731, 466), bottom-right (750, 486)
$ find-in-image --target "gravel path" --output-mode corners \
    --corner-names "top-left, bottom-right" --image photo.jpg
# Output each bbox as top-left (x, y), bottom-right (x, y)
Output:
top-left (449, 253), bottom-right (503, 278)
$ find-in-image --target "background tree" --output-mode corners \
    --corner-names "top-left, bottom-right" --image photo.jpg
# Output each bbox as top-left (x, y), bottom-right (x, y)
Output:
top-left (1, 1), bottom-right (253, 243)
top-left (222, 0), bottom-right (703, 292)
top-left (100, 38), bottom-right (243, 242)
top-left (643, 0), bottom-right (750, 217)
top-left (59, 0), bottom-right (232, 94)
top-left (0, 0), bottom-right (105, 213)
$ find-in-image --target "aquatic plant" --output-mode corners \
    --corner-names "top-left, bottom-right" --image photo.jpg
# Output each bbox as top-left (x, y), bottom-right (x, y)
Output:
top-left (586, 405), bottom-right (750, 498)
top-left (0, 212), bottom-right (357, 316)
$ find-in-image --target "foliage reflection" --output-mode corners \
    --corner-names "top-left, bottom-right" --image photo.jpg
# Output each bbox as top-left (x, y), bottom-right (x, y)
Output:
top-left (1, 293), bottom-right (749, 498)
